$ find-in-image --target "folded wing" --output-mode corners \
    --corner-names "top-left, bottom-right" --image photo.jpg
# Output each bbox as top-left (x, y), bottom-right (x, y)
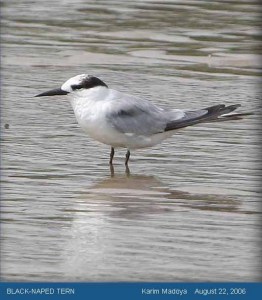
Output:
top-left (107, 90), bottom-right (242, 136)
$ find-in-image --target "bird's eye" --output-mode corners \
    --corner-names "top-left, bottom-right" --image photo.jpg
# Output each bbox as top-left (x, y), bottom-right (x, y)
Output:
top-left (71, 84), bottom-right (83, 91)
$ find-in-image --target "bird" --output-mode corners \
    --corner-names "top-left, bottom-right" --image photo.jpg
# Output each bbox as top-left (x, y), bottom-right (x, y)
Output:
top-left (35, 74), bottom-right (251, 166)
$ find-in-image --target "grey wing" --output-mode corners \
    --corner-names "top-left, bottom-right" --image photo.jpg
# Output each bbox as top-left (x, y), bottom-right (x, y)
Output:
top-left (106, 91), bottom-right (184, 136)
top-left (105, 91), bottom-right (241, 135)
top-left (108, 104), bottom-right (167, 135)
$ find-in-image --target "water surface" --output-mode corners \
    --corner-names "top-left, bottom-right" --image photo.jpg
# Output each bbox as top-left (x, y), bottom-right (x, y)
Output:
top-left (1, 0), bottom-right (261, 281)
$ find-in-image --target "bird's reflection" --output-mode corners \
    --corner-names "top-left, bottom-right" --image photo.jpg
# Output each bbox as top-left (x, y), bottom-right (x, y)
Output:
top-left (77, 168), bottom-right (242, 219)
top-left (109, 164), bottom-right (130, 177)
top-left (60, 171), bottom-right (247, 281)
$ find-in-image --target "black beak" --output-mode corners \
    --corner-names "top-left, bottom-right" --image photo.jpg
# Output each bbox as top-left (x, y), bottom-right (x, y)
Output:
top-left (35, 88), bottom-right (69, 97)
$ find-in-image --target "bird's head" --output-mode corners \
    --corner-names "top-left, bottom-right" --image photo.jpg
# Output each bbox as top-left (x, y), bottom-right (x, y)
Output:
top-left (35, 74), bottom-right (108, 97)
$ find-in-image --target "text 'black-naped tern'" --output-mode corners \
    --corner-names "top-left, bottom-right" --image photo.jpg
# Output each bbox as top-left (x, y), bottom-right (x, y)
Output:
top-left (35, 74), bottom-right (252, 166)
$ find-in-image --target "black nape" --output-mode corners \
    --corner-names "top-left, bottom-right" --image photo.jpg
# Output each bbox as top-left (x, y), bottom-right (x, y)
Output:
top-left (71, 76), bottom-right (108, 91)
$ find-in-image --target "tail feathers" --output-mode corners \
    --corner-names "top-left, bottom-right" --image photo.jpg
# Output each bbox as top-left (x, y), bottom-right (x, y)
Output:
top-left (165, 103), bottom-right (248, 131)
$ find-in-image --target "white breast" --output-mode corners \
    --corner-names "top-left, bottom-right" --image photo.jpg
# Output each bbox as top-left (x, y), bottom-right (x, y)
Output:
top-left (69, 87), bottom-right (128, 147)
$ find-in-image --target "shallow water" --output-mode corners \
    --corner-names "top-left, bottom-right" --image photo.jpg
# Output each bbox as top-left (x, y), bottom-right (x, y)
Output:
top-left (1, 0), bottom-right (261, 281)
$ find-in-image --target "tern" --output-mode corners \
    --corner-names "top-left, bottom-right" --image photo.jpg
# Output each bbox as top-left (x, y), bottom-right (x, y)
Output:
top-left (35, 74), bottom-right (251, 165)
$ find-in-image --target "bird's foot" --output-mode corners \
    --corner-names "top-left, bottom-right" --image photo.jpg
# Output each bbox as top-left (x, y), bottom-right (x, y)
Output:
top-left (109, 164), bottom-right (115, 177)
top-left (125, 165), bottom-right (130, 177)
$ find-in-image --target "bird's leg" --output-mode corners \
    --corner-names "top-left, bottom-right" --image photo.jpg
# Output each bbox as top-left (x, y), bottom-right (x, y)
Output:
top-left (109, 147), bottom-right (115, 165)
top-left (125, 149), bottom-right (130, 166)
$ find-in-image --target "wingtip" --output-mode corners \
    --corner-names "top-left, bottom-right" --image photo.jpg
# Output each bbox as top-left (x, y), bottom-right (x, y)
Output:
top-left (228, 104), bottom-right (241, 109)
